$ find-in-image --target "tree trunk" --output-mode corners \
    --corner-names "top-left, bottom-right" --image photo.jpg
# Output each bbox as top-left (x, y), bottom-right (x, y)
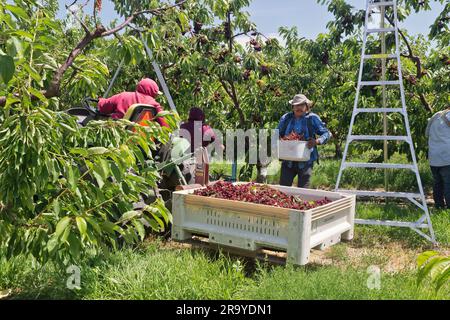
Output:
top-left (256, 161), bottom-right (269, 183)
top-left (335, 141), bottom-right (343, 159)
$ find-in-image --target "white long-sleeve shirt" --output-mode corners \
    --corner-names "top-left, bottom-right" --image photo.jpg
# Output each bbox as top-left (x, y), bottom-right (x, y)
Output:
top-left (426, 110), bottom-right (450, 167)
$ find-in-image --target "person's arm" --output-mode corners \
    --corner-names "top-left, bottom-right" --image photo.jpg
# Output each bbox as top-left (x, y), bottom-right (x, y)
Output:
top-left (97, 96), bottom-right (117, 115)
top-left (311, 115), bottom-right (332, 146)
top-left (203, 125), bottom-right (216, 146)
top-left (277, 114), bottom-right (288, 138)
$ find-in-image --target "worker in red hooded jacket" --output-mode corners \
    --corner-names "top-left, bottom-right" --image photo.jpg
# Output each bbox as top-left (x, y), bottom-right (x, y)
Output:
top-left (97, 78), bottom-right (169, 128)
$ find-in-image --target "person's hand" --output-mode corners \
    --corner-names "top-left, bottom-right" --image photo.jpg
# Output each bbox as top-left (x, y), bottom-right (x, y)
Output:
top-left (307, 138), bottom-right (319, 148)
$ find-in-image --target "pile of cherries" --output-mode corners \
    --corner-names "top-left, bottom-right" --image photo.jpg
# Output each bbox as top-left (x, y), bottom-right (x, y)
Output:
top-left (281, 132), bottom-right (305, 141)
top-left (194, 181), bottom-right (332, 210)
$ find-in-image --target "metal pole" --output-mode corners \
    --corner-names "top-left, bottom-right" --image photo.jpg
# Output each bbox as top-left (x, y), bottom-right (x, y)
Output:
top-left (381, 5), bottom-right (389, 193)
top-left (140, 33), bottom-right (177, 112)
top-left (335, 0), bottom-right (371, 191)
top-left (231, 162), bottom-right (237, 182)
top-left (103, 58), bottom-right (125, 98)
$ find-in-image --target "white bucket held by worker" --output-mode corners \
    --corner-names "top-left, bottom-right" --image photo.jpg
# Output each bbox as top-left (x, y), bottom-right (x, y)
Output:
top-left (278, 140), bottom-right (311, 161)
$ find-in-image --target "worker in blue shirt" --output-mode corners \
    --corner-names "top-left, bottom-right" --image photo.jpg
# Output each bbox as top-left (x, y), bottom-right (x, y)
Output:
top-left (277, 94), bottom-right (332, 188)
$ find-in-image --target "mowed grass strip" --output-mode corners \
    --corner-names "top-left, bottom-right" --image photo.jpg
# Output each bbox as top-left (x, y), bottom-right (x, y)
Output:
top-left (1, 234), bottom-right (449, 300)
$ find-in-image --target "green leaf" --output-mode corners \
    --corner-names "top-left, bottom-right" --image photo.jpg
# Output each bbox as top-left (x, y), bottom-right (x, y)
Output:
top-left (435, 265), bottom-right (450, 292)
top-left (144, 217), bottom-right (160, 232)
top-left (6, 37), bottom-right (24, 58)
top-left (99, 158), bottom-right (110, 179)
top-left (177, 12), bottom-right (189, 30)
top-left (53, 199), bottom-right (60, 216)
top-left (67, 233), bottom-right (81, 259)
top-left (61, 224), bottom-right (71, 243)
top-left (86, 216), bottom-right (101, 234)
top-left (60, 122), bottom-right (77, 133)
top-left (70, 148), bottom-right (88, 157)
top-left (92, 169), bottom-right (105, 189)
top-left (22, 64), bottom-right (42, 85)
top-left (430, 259), bottom-right (450, 281)
top-left (417, 256), bottom-right (441, 286)
top-left (118, 210), bottom-right (140, 223)
top-left (76, 217), bottom-right (88, 239)
top-left (155, 111), bottom-right (171, 119)
top-left (417, 251), bottom-right (438, 268)
top-left (5, 5), bottom-right (29, 20)
top-left (110, 162), bottom-right (123, 183)
top-left (55, 216), bottom-right (71, 237)
top-left (47, 235), bottom-right (59, 254)
top-left (12, 30), bottom-right (34, 40)
top-left (39, 108), bottom-right (53, 121)
top-left (101, 221), bottom-right (119, 235)
top-left (121, 181), bottom-right (131, 194)
top-left (28, 87), bottom-right (47, 103)
top-left (0, 55), bottom-right (15, 85)
top-left (66, 164), bottom-right (77, 191)
top-left (132, 219), bottom-right (146, 241)
top-left (87, 147), bottom-right (109, 156)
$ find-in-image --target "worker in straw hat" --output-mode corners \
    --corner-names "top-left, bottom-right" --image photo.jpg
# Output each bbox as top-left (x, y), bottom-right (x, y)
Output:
top-left (277, 94), bottom-right (332, 188)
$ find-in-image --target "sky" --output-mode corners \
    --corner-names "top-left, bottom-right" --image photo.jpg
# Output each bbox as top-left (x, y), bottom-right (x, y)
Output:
top-left (57, 0), bottom-right (446, 40)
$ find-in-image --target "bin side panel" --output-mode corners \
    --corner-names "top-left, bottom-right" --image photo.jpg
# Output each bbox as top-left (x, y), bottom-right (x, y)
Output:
top-left (287, 211), bottom-right (312, 265)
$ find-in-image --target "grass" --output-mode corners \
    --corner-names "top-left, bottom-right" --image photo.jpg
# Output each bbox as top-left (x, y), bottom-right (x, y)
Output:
top-left (1, 203), bottom-right (449, 300)
top-left (1, 233), bottom-right (448, 300)
top-left (1, 150), bottom-right (448, 300)
top-left (241, 265), bottom-right (447, 300)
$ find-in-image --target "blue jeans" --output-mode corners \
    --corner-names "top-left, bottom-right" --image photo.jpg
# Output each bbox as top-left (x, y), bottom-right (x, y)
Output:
top-left (280, 162), bottom-right (313, 188)
top-left (431, 165), bottom-right (450, 209)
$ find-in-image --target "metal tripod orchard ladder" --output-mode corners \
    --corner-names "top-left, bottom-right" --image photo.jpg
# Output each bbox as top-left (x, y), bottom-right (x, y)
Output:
top-left (335, 0), bottom-right (436, 243)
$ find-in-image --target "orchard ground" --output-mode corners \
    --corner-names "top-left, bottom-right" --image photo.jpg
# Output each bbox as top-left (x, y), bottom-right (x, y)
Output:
top-left (1, 149), bottom-right (449, 300)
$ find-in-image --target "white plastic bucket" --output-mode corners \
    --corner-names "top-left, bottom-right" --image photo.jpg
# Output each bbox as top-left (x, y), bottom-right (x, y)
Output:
top-left (278, 140), bottom-right (311, 161)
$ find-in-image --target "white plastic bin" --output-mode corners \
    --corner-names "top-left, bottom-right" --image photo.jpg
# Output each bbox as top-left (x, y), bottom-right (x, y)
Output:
top-left (172, 184), bottom-right (356, 265)
top-left (278, 140), bottom-right (311, 161)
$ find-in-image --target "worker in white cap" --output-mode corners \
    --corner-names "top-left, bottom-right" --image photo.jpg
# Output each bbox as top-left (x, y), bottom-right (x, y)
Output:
top-left (277, 94), bottom-right (332, 188)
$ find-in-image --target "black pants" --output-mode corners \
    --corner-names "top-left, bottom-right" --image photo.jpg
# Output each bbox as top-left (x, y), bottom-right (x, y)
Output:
top-left (279, 162), bottom-right (313, 188)
top-left (431, 165), bottom-right (450, 209)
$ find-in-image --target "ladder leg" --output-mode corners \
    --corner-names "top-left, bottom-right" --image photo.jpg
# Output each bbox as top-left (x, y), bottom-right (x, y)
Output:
top-left (336, 0), bottom-right (371, 192)
top-left (393, 1), bottom-right (436, 243)
top-left (336, 0), bottom-right (436, 244)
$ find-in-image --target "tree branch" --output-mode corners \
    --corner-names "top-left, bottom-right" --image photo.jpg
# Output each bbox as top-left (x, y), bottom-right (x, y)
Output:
top-left (93, 1), bottom-right (97, 24)
top-left (219, 79), bottom-right (246, 128)
top-left (231, 32), bottom-right (250, 40)
top-left (227, 10), bottom-right (233, 53)
top-left (101, 0), bottom-right (187, 37)
top-left (66, 1), bottom-right (90, 34)
top-left (385, 13), bottom-right (432, 113)
top-left (0, 0), bottom-right (188, 107)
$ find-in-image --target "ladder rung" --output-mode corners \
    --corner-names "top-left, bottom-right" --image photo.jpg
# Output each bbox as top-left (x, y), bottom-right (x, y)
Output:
top-left (360, 80), bottom-right (400, 86)
top-left (363, 54), bottom-right (397, 60)
top-left (355, 108), bottom-right (403, 114)
top-left (343, 162), bottom-right (416, 170)
top-left (366, 27), bottom-right (396, 34)
top-left (368, 1), bottom-right (395, 8)
top-left (355, 219), bottom-right (428, 229)
top-left (337, 190), bottom-right (422, 199)
top-left (349, 135), bottom-right (410, 142)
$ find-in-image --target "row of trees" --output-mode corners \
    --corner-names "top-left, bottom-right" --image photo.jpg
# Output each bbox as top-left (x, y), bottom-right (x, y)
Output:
top-left (0, 0), bottom-right (448, 264)
top-left (101, 0), bottom-right (449, 176)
